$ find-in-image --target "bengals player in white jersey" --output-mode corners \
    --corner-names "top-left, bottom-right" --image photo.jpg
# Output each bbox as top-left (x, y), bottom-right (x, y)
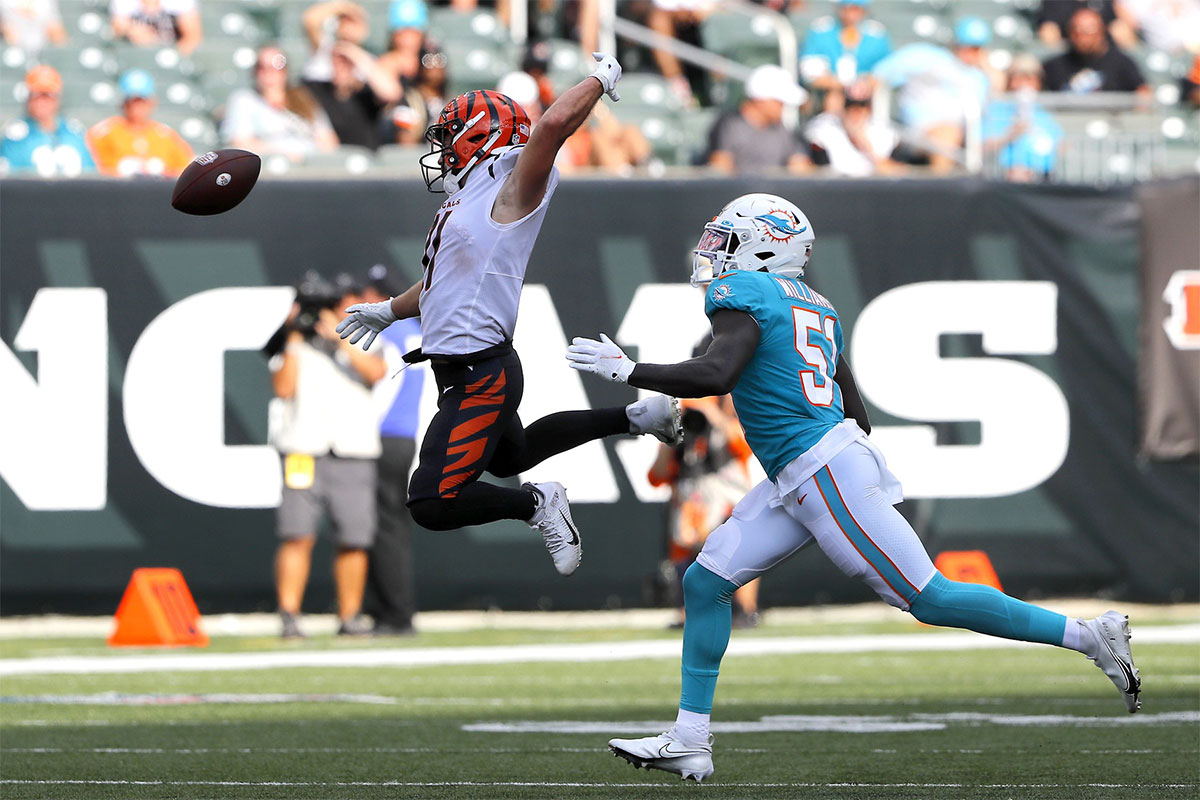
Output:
top-left (336, 54), bottom-right (682, 577)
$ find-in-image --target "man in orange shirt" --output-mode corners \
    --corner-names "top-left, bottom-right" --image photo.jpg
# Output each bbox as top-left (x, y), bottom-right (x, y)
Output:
top-left (87, 69), bottom-right (193, 177)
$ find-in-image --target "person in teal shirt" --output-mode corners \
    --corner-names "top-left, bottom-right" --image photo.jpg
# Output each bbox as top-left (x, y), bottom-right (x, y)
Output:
top-left (800, 0), bottom-right (891, 91)
top-left (1, 65), bottom-right (95, 176)
top-left (569, 192), bottom-right (1142, 783)
top-left (983, 54), bottom-right (1063, 181)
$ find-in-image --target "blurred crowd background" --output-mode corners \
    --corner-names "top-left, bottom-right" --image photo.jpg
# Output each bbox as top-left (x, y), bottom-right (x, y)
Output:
top-left (2, 0), bottom-right (1198, 183)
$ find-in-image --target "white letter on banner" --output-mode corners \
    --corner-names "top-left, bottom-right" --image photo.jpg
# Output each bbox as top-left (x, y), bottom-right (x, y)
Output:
top-left (512, 285), bottom-right (619, 502)
top-left (0, 288), bottom-right (108, 510)
top-left (124, 287), bottom-right (295, 507)
top-left (851, 281), bottom-right (1068, 498)
top-left (615, 284), bottom-right (715, 502)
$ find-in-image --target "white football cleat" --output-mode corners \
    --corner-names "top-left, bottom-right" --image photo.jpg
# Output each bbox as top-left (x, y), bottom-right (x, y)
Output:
top-left (1083, 610), bottom-right (1141, 713)
top-left (525, 481), bottom-right (581, 576)
top-left (626, 395), bottom-right (683, 445)
top-left (608, 730), bottom-right (714, 782)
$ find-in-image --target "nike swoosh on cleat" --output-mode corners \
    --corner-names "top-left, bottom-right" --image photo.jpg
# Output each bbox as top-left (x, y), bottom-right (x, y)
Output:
top-left (561, 512), bottom-right (579, 546)
top-left (657, 743), bottom-right (700, 757)
top-left (1101, 636), bottom-right (1137, 693)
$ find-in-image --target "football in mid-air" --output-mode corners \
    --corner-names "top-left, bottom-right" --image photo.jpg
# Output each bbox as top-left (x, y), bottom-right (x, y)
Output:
top-left (171, 148), bottom-right (261, 215)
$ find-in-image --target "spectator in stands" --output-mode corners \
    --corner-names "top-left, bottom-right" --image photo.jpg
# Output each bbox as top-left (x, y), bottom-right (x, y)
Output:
top-left (87, 69), bottom-right (193, 177)
top-left (1119, 0), bottom-right (1200, 55)
top-left (1, 0), bottom-right (66, 54)
top-left (1036, 0), bottom-right (1138, 50)
top-left (953, 16), bottom-right (1004, 95)
top-left (388, 40), bottom-right (446, 144)
top-left (357, 265), bottom-right (425, 637)
top-left (378, 0), bottom-right (429, 84)
top-left (804, 79), bottom-right (902, 176)
top-left (1042, 7), bottom-right (1150, 95)
top-left (221, 47), bottom-right (339, 160)
top-left (109, 0), bottom-right (202, 56)
top-left (268, 271), bottom-right (386, 639)
top-left (0, 66), bottom-right (94, 176)
top-left (646, 0), bottom-right (713, 106)
top-left (871, 21), bottom-right (994, 173)
top-left (301, 0), bottom-right (370, 83)
top-left (982, 54), bottom-right (1063, 182)
top-left (304, 40), bottom-right (403, 150)
top-left (799, 0), bottom-right (892, 94)
top-left (707, 64), bottom-right (811, 175)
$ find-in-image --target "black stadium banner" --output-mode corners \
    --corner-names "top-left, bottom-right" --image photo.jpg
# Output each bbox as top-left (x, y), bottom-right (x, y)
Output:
top-left (1, 176), bottom-right (1197, 616)
top-left (1137, 177), bottom-right (1200, 460)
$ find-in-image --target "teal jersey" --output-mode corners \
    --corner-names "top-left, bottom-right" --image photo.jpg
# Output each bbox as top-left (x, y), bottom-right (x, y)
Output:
top-left (704, 270), bottom-right (845, 480)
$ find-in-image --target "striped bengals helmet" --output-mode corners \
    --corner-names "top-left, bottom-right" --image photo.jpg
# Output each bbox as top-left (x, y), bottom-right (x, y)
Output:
top-left (420, 90), bottom-right (531, 194)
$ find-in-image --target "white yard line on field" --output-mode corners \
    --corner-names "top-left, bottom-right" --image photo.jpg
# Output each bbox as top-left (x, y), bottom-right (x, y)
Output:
top-left (3, 603), bottom-right (1197, 638)
top-left (1, 624), bottom-right (1197, 677)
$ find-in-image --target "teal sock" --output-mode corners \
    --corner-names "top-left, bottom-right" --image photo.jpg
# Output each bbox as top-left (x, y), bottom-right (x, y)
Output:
top-left (909, 573), bottom-right (1068, 646)
top-left (679, 562), bottom-right (738, 714)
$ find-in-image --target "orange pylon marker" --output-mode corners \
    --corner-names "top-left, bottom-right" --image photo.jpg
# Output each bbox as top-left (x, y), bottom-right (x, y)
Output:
top-left (933, 550), bottom-right (1004, 592)
top-left (107, 568), bottom-right (209, 647)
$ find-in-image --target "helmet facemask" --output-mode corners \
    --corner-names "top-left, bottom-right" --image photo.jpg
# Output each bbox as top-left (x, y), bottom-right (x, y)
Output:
top-left (690, 225), bottom-right (740, 287)
top-left (420, 91), bottom-right (531, 194)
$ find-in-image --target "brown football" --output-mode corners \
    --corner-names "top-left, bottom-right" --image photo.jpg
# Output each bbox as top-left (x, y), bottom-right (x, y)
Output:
top-left (171, 149), bottom-right (261, 215)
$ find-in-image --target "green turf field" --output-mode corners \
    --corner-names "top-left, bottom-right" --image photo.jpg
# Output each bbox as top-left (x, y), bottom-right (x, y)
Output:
top-left (2, 614), bottom-right (1197, 800)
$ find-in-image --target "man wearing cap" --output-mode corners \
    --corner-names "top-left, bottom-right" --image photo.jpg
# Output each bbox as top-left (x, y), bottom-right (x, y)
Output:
top-left (707, 64), bottom-right (811, 175)
top-left (800, 0), bottom-right (892, 92)
top-left (1, 66), bottom-right (95, 176)
top-left (87, 69), bottom-right (193, 177)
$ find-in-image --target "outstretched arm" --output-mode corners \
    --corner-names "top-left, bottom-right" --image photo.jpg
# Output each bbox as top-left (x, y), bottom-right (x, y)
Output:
top-left (567, 310), bottom-right (759, 397)
top-left (336, 279), bottom-right (422, 351)
top-left (492, 53), bottom-right (622, 224)
top-left (834, 355), bottom-right (871, 435)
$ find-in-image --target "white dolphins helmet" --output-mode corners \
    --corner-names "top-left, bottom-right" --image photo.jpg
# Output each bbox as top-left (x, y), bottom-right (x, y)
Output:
top-left (690, 193), bottom-right (815, 286)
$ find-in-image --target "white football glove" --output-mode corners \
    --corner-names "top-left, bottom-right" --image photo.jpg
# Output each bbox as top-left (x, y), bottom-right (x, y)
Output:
top-left (336, 299), bottom-right (397, 351)
top-left (566, 333), bottom-right (635, 383)
top-left (590, 52), bottom-right (622, 102)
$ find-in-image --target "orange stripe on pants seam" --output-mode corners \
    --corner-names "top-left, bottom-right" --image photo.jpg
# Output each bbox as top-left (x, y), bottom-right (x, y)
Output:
top-left (825, 468), bottom-right (921, 597)
top-left (814, 473), bottom-right (906, 603)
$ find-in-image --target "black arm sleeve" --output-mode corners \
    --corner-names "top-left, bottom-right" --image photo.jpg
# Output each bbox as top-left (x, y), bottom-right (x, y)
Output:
top-left (628, 310), bottom-right (759, 398)
top-left (834, 355), bottom-right (871, 435)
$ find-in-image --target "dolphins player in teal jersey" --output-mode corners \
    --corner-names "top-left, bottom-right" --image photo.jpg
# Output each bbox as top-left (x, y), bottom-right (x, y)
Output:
top-left (566, 193), bottom-right (1140, 783)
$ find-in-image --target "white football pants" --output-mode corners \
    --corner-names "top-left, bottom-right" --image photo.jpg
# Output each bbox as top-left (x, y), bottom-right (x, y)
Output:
top-left (696, 440), bottom-right (938, 610)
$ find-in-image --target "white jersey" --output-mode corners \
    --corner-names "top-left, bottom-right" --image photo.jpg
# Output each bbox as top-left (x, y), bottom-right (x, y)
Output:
top-left (418, 146), bottom-right (559, 356)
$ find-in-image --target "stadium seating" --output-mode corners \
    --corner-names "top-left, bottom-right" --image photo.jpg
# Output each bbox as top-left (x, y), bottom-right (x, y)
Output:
top-left (0, 0), bottom-right (1191, 181)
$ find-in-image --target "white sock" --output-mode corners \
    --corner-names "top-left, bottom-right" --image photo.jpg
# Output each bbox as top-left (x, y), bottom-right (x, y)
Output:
top-left (1062, 618), bottom-right (1095, 655)
top-left (673, 708), bottom-right (710, 745)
